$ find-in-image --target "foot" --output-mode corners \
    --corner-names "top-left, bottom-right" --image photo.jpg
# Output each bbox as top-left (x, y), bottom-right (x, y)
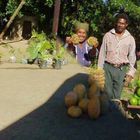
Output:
top-left (110, 99), bottom-right (133, 119)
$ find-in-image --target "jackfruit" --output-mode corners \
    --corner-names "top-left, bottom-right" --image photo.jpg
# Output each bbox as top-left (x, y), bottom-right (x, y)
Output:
top-left (71, 34), bottom-right (80, 45)
top-left (87, 36), bottom-right (99, 48)
top-left (67, 106), bottom-right (82, 118)
top-left (88, 68), bottom-right (105, 91)
top-left (88, 82), bottom-right (100, 99)
top-left (73, 83), bottom-right (86, 101)
top-left (78, 98), bottom-right (89, 113)
top-left (87, 96), bottom-right (100, 119)
top-left (65, 91), bottom-right (78, 107)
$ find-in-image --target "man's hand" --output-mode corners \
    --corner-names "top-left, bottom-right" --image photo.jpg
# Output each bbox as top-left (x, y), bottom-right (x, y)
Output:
top-left (124, 75), bottom-right (133, 87)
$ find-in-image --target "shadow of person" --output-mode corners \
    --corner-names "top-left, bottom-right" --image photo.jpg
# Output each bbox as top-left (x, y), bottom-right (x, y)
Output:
top-left (0, 73), bottom-right (140, 140)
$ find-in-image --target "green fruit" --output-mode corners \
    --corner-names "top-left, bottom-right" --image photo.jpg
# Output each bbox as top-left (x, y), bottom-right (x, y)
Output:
top-left (136, 88), bottom-right (140, 97)
top-left (129, 97), bottom-right (138, 105)
top-left (137, 100), bottom-right (140, 106)
top-left (136, 80), bottom-right (140, 88)
top-left (133, 94), bottom-right (140, 100)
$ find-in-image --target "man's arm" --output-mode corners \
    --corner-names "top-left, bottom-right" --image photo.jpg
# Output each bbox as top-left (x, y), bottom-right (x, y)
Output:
top-left (124, 36), bottom-right (136, 86)
top-left (126, 36), bottom-right (136, 77)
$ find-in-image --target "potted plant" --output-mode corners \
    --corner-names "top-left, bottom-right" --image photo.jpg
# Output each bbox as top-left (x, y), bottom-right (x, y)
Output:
top-left (52, 46), bottom-right (65, 69)
top-left (27, 30), bottom-right (66, 69)
top-left (27, 31), bottom-right (55, 68)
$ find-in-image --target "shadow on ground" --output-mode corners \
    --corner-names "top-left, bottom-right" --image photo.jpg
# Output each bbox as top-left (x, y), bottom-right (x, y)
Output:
top-left (0, 67), bottom-right (39, 70)
top-left (0, 73), bottom-right (140, 140)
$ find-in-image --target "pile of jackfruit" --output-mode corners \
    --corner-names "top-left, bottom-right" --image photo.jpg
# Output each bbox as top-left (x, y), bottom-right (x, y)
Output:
top-left (64, 68), bottom-right (109, 119)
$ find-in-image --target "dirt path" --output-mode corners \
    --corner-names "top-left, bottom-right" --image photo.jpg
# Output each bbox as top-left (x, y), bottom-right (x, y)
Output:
top-left (0, 62), bottom-right (87, 130)
top-left (0, 40), bottom-right (139, 140)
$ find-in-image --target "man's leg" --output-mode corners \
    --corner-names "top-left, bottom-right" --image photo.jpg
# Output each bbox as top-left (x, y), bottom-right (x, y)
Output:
top-left (104, 63), bottom-right (113, 99)
top-left (113, 65), bottom-right (127, 99)
top-left (111, 66), bottom-right (132, 118)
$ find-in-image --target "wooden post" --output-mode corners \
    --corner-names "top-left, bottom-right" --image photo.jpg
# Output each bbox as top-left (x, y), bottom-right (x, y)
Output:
top-left (52, 0), bottom-right (61, 36)
top-left (52, 0), bottom-right (61, 53)
top-left (0, 0), bottom-right (25, 39)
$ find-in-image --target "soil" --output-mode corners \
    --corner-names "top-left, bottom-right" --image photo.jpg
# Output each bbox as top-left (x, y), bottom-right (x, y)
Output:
top-left (0, 40), bottom-right (140, 140)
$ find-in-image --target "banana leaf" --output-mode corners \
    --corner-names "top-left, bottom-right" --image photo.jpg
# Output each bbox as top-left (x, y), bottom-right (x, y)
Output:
top-left (27, 40), bottom-right (53, 59)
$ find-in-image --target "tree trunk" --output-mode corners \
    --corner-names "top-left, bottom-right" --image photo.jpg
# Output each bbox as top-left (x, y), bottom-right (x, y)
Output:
top-left (0, 0), bottom-right (25, 39)
top-left (52, 0), bottom-right (61, 36)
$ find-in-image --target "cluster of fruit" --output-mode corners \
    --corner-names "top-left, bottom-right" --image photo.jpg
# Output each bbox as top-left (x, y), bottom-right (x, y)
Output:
top-left (70, 34), bottom-right (99, 48)
top-left (64, 75), bottom-right (108, 119)
top-left (71, 34), bottom-right (80, 45)
top-left (88, 68), bottom-right (105, 91)
top-left (87, 36), bottom-right (99, 48)
top-left (129, 80), bottom-right (140, 106)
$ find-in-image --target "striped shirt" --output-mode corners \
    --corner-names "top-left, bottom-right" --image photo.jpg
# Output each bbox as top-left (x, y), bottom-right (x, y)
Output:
top-left (98, 29), bottom-right (136, 77)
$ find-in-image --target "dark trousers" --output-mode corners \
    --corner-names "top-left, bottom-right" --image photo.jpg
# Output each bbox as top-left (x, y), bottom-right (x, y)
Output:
top-left (104, 63), bottom-right (128, 99)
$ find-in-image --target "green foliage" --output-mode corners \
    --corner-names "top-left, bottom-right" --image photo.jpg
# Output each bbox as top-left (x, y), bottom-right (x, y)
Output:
top-left (60, 0), bottom-right (140, 45)
top-left (60, 0), bottom-right (105, 38)
top-left (109, 0), bottom-right (140, 18)
top-left (31, 30), bottom-right (47, 42)
top-left (3, 0), bottom-right (54, 33)
top-left (105, 0), bottom-right (140, 43)
top-left (6, 0), bottom-right (19, 15)
top-left (136, 60), bottom-right (140, 80)
top-left (5, 0), bottom-right (54, 16)
top-left (54, 46), bottom-right (65, 60)
top-left (27, 31), bottom-right (54, 60)
top-left (27, 30), bottom-right (65, 61)
top-left (121, 60), bottom-right (140, 100)
top-left (44, 0), bottom-right (54, 7)
top-left (1, 0), bottom-right (140, 46)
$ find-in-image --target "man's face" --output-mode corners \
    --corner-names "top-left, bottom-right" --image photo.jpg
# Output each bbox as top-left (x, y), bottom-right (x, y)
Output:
top-left (116, 18), bottom-right (128, 33)
top-left (76, 29), bottom-right (87, 43)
